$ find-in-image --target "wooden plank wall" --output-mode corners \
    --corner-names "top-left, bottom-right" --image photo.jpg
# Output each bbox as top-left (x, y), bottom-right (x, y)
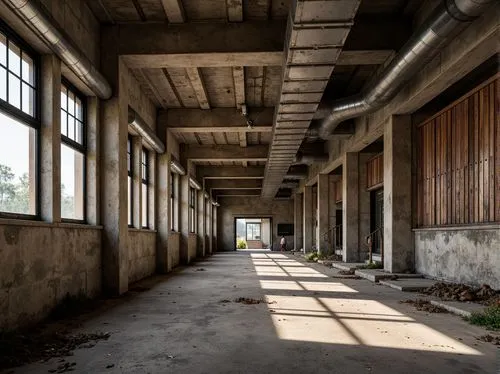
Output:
top-left (366, 153), bottom-right (383, 190)
top-left (417, 76), bottom-right (499, 227)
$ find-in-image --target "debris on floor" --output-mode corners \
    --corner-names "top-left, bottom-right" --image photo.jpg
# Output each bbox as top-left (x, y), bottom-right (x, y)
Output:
top-left (196, 268), bottom-right (206, 271)
top-left (421, 283), bottom-right (499, 305)
top-left (234, 297), bottom-right (276, 305)
top-left (48, 361), bottom-right (76, 373)
top-left (400, 299), bottom-right (449, 313)
top-left (476, 334), bottom-right (500, 346)
top-left (0, 329), bottom-right (111, 370)
top-left (338, 270), bottom-right (355, 275)
top-left (219, 299), bottom-right (231, 303)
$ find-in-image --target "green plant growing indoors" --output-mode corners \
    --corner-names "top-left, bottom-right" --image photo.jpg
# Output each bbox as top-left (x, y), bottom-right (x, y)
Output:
top-left (237, 238), bottom-right (247, 249)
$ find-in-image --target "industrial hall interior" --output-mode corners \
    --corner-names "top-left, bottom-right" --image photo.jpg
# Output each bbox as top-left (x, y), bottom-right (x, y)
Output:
top-left (0, 0), bottom-right (499, 373)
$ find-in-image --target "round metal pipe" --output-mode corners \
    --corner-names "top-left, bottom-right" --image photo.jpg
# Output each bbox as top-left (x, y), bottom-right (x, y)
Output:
top-left (316, 0), bottom-right (495, 139)
top-left (5, 0), bottom-right (112, 99)
top-left (128, 109), bottom-right (165, 154)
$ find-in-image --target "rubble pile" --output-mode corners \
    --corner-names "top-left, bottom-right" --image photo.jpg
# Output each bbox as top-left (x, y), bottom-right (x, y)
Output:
top-left (422, 283), bottom-right (499, 305)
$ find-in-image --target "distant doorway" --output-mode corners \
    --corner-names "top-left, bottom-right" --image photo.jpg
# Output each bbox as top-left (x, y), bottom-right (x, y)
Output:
top-left (235, 217), bottom-right (272, 250)
top-left (370, 189), bottom-right (384, 254)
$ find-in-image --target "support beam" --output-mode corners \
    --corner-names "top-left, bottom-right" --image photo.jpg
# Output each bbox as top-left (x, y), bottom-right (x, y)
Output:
top-left (384, 115), bottom-right (413, 272)
top-left (303, 186), bottom-right (314, 252)
top-left (198, 166), bottom-right (265, 179)
top-left (294, 192), bottom-right (303, 251)
top-left (110, 21), bottom-right (286, 68)
top-left (206, 179), bottom-right (263, 190)
top-left (233, 66), bottom-right (246, 109)
top-left (182, 144), bottom-right (268, 162)
top-left (337, 50), bottom-right (395, 65)
top-left (159, 108), bottom-right (274, 133)
top-left (160, 0), bottom-right (185, 23)
top-left (316, 174), bottom-right (329, 256)
top-left (215, 189), bottom-right (261, 197)
top-left (186, 68), bottom-right (210, 109)
top-left (342, 152), bottom-right (359, 262)
top-left (226, 0), bottom-right (243, 22)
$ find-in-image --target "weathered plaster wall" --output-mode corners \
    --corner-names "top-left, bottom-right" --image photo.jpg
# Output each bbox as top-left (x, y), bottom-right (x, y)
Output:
top-left (128, 230), bottom-right (156, 284)
top-left (168, 232), bottom-right (181, 268)
top-left (39, 0), bottom-right (100, 65)
top-left (218, 197), bottom-right (294, 251)
top-left (0, 223), bottom-right (101, 329)
top-left (187, 233), bottom-right (197, 264)
top-left (415, 227), bottom-right (500, 289)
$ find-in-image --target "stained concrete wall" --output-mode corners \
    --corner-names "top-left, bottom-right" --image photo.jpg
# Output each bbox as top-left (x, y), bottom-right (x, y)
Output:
top-left (187, 233), bottom-right (197, 264)
top-left (415, 227), bottom-right (500, 289)
top-left (168, 232), bottom-right (181, 268)
top-left (128, 231), bottom-right (156, 284)
top-left (0, 223), bottom-right (101, 329)
top-left (218, 197), bottom-right (294, 251)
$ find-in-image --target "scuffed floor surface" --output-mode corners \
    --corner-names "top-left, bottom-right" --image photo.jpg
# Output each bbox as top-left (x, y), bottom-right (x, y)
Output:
top-left (4, 251), bottom-right (499, 374)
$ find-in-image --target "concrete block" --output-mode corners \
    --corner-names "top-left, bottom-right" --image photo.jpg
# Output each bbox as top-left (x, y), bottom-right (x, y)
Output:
top-left (429, 300), bottom-right (486, 318)
top-left (379, 278), bottom-right (436, 292)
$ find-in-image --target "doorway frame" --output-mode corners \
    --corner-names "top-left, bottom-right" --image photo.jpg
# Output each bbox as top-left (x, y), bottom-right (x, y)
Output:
top-left (234, 216), bottom-right (273, 250)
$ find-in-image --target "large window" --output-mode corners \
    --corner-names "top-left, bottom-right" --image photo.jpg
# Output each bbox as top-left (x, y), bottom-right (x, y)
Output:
top-left (141, 148), bottom-right (148, 228)
top-left (127, 136), bottom-right (133, 226)
top-left (170, 172), bottom-right (176, 231)
top-left (0, 24), bottom-right (38, 218)
top-left (60, 82), bottom-right (85, 221)
top-left (246, 223), bottom-right (261, 241)
top-left (189, 187), bottom-right (196, 233)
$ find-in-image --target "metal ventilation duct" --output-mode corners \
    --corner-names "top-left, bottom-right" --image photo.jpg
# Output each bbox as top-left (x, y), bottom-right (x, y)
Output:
top-left (128, 109), bottom-right (165, 154)
top-left (316, 0), bottom-right (495, 139)
top-left (5, 0), bottom-right (112, 99)
top-left (261, 0), bottom-right (362, 198)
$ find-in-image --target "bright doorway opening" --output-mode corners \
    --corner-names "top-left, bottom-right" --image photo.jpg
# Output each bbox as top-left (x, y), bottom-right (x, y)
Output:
top-left (235, 217), bottom-right (272, 250)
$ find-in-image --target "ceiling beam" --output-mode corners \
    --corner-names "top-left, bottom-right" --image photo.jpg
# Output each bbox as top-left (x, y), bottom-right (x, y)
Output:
top-left (160, 0), bottom-right (186, 23)
top-left (214, 189), bottom-right (261, 197)
top-left (337, 50), bottom-right (395, 65)
top-left (160, 108), bottom-right (274, 133)
top-left (108, 21), bottom-right (285, 68)
top-left (198, 166), bottom-right (265, 179)
top-left (226, 0), bottom-right (243, 22)
top-left (182, 144), bottom-right (268, 162)
top-left (186, 67), bottom-right (210, 109)
top-left (207, 179), bottom-right (263, 190)
top-left (233, 67), bottom-right (245, 109)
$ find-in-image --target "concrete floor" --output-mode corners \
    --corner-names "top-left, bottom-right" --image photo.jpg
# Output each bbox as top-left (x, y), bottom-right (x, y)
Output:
top-left (7, 251), bottom-right (499, 374)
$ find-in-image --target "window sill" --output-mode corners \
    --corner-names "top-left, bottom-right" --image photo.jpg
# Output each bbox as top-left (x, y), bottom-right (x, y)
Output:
top-left (413, 223), bottom-right (500, 232)
top-left (0, 218), bottom-right (103, 230)
top-left (128, 228), bottom-right (157, 233)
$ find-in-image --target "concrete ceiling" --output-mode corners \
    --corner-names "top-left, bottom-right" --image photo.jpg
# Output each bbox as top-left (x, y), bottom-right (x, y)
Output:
top-left (88, 0), bottom-right (425, 199)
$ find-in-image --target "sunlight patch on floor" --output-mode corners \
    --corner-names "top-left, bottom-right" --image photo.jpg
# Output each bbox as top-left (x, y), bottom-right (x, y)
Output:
top-left (250, 254), bottom-right (483, 356)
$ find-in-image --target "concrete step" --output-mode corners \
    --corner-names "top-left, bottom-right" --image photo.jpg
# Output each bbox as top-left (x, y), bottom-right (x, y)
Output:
top-left (428, 299), bottom-right (486, 318)
top-left (331, 262), bottom-right (365, 272)
top-left (379, 278), bottom-right (436, 292)
top-left (355, 269), bottom-right (424, 282)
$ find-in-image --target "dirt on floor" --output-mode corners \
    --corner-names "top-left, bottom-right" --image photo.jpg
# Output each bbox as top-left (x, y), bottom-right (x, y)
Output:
top-left (476, 334), bottom-right (500, 346)
top-left (233, 297), bottom-right (276, 305)
top-left (421, 283), bottom-right (500, 305)
top-left (400, 299), bottom-right (449, 313)
top-left (0, 328), bottom-right (110, 371)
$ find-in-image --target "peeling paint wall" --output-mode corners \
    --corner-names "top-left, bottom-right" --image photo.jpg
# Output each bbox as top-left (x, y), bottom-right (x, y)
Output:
top-left (128, 231), bottom-right (156, 284)
top-left (218, 197), bottom-right (295, 251)
top-left (415, 227), bottom-right (500, 289)
top-left (0, 223), bottom-right (101, 329)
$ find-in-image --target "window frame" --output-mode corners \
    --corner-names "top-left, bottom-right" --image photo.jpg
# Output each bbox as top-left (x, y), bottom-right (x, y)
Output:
top-left (141, 147), bottom-right (149, 229)
top-left (170, 171), bottom-right (176, 231)
top-left (60, 78), bottom-right (86, 223)
top-left (127, 135), bottom-right (133, 227)
top-left (189, 186), bottom-right (196, 233)
top-left (246, 223), bottom-right (261, 241)
top-left (0, 20), bottom-right (41, 220)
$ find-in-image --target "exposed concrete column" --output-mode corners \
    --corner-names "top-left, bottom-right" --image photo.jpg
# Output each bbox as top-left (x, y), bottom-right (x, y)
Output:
top-left (205, 197), bottom-right (211, 255)
top-left (303, 186), bottom-right (314, 252)
top-left (358, 153), bottom-right (375, 261)
top-left (293, 192), bottom-right (303, 251)
top-left (212, 205), bottom-right (218, 252)
top-left (40, 55), bottom-right (61, 223)
top-left (207, 202), bottom-right (213, 254)
top-left (101, 95), bottom-right (129, 294)
top-left (156, 148), bottom-right (171, 272)
top-left (180, 172), bottom-right (190, 264)
top-left (197, 190), bottom-right (205, 257)
top-left (384, 115), bottom-right (413, 272)
top-left (317, 174), bottom-right (330, 255)
top-left (342, 152), bottom-right (359, 262)
top-left (131, 136), bottom-right (142, 229)
top-left (86, 97), bottom-right (100, 226)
